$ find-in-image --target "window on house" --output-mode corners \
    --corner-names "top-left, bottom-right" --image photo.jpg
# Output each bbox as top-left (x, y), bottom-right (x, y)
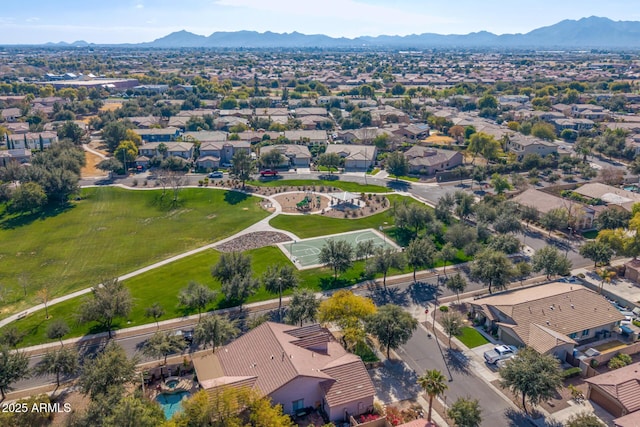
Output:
top-left (292, 399), bottom-right (304, 412)
top-left (581, 329), bottom-right (589, 337)
top-left (569, 333), bottom-right (578, 339)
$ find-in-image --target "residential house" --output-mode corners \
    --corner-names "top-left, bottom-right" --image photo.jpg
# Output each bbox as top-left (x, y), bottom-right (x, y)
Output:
top-left (0, 149), bottom-right (31, 166)
top-left (471, 283), bottom-right (625, 360)
top-left (337, 128), bottom-right (393, 143)
top-left (325, 144), bottom-right (377, 171)
top-left (236, 131), bottom-right (280, 144)
top-left (132, 127), bottom-right (180, 143)
top-left (1, 107), bottom-right (21, 122)
top-left (506, 134), bottom-right (558, 161)
top-left (512, 188), bottom-right (596, 230)
top-left (571, 104), bottom-right (608, 121)
top-left (260, 144), bottom-right (311, 168)
top-left (396, 123), bottom-right (430, 140)
top-left (192, 323), bottom-right (375, 423)
top-left (294, 107), bottom-right (328, 117)
top-left (166, 142), bottom-right (194, 160)
top-left (4, 122), bottom-right (30, 134)
top-left (585, 362), bottom-right (640, 419)
top-left (573, 183), bottom-right (640, 213)
top-left (284, 130), bottom-right (328, 145)
top-left (183, 131), bottom-right (228, 143)
top-left (6, 131), bottom-right (58, 150)
top-left (552, 118), bottom-right (595, 133)
top-left (404, 146), bottom-right (463, 175)
top-left (196, 140), bottom-right (250, 169)
top-left (129, 116), bottom-right (162, 129)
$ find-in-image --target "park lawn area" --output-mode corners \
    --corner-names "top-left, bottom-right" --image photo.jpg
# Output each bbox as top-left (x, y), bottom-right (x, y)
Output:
top-left (248, 179), bottom-right (388, 193)
top-left (269, 194), bottom-right (415, 239)
top-left (12, 243), bottom-right (414, 347)
top-left (0, 186), bottom-right (268, 319)
top-left (456, 326), bottom-right (490, 348)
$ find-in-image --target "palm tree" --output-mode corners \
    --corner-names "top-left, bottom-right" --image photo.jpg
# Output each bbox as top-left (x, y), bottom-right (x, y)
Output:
top-left (599, 268), bottom-right (616, 294)
top-left (417, 369), bottom-right (449, 423)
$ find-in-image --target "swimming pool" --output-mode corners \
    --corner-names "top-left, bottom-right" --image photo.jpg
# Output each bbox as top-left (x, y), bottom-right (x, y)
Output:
top-left (156, 391), bottom-right (190, 419)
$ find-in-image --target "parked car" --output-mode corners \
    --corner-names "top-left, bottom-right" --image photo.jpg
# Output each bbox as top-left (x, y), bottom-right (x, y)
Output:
top-left (174, 329), bottom-right (194, 345)
top-left (260, 169), bottom-right (278, 177)
top-left (483, 345), bottom-right (518, 364)
top-left (208, 171), bottom-right (223, 178)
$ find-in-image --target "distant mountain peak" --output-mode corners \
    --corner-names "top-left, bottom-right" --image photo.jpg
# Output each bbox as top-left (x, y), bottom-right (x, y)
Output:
top-left (20, 16), bottom-right (640, 49)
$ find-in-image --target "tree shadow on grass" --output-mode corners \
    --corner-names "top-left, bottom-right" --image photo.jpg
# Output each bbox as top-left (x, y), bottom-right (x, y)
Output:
top-left (224, 190), bottom-right (249, 205)
top-left (0, 202), bottom-right (75, 230)
top-left (318, 276), bottom-right (356, 291)
top-left (148, 193), bottom-right (186, 211)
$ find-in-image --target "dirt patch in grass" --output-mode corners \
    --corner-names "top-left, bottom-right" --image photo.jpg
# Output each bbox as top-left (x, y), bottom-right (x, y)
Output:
top-left (81, 150), bottom-right (105, 178)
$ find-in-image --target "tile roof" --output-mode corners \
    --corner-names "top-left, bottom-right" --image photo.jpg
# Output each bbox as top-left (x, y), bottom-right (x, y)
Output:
top-left (474, 283), bottom-right (625, 349)
top-left (614, 410), bottom-right (640, 427)
top-left (587, 362), bottom-right (640, 413)
top-left (201, 322), bottom-right (374, 409)
top-left (320, 358), bottom-right (376, 407)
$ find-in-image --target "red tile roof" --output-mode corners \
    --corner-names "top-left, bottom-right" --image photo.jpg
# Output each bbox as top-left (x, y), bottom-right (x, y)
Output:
top-left (587, 362), bottom-right (640, 414)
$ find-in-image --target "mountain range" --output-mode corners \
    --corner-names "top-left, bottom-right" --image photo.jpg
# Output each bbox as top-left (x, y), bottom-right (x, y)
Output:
top-left (43, 17), bottom-right (640, 49)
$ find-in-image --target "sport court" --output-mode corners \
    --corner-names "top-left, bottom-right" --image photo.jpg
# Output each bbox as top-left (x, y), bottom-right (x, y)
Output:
top-left (278, 228), bottom-right (399, 269)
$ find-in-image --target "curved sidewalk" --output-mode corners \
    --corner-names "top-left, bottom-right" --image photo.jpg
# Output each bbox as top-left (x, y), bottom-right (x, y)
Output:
top-left (0, 185), bottom-right (291, 328)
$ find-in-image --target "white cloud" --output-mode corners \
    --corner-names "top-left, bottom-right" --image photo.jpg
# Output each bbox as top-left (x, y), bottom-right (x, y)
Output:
top-left (26, 17), bottom-right (40, 23)
top-left (135, 3), bottom-right (144, 9)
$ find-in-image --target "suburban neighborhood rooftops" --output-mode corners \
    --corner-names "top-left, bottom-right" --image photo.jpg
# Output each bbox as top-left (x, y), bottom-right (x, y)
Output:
top-left (586, 362), bottom-right (640, 414)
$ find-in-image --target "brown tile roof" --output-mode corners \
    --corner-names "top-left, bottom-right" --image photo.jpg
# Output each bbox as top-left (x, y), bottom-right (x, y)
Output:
top-left (614, 409), bottom-right (640, 427)
top-left (320, 358), bottom-right (376, 407)
top-left (206, 322), bottom-right (373, 410)
top-left (527, 323), bottom-right (577, 354)
top-left (474, 283), bottom-right (624, 348)
top-left (587, 362), bottom-right (640, 413)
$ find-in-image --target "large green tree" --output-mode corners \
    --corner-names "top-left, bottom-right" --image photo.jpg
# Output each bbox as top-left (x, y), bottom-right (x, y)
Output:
top-left (78, 278), bottom-right (132, 339)
top-left (386, 151), bottom-right (409, 180)
top-left (579, 240), bottom-right (613, 268)
top-left (222, 273), bottom-right (260, 304)
top-left (319, 239), bottom-right (354, 281)
top-left (78, 341), bottom-right (137, 399)
top-left (365, 304), bottom-right (417, 359)
top-left (9, 181), bottom-right (47, 214)
top-left (366, 247), bottom-right (405, 289)
top-left (317, 152), bottom-right (342, 174)
top-left (103, 395), bottom-right (166, 427)
top-left (469, 249), bottom-right (514, 294)
top-left (499, 347), bottom-right (562, 414)
top-left (0, 345), bottom-right (29, 400)
top-left (178, 281), bottom-right (217, 319)
top-left (441, 312), bottom-right (463, 347)
top-left (194, 314), bottom-right (239, 353)
top-left (447, 397), bottom-right (482, 427)
top-left (417, 369), bottom-right (449, 423)
top-left (35, 346), bottom-right (78, 388)
top-left (445, 273), bottom-right (468, 304)
top-left (46, 319), bottom-right (70, 347)
top-left (406, 237), bottom-right (437, 282)
top-left (285, 289), bottom-right (320, 327)
top-left (230, 149), bottom-right (255, 189)
top-left (211, 251), bottom-right (253, 284)
top-left (259, 150), bottom-right (285, 170)
top-left (540, 208), bottom-right (569, 236)
top-left (262, 264), bottom-right (298, 321)
top-left (142, 331), bottom-right (186, 364)
top-left (532, 246), bottom-right (572, 279)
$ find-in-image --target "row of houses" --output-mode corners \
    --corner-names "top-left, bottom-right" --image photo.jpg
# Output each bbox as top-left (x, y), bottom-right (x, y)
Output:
top-left (512, 182), bottom-right (640, 231)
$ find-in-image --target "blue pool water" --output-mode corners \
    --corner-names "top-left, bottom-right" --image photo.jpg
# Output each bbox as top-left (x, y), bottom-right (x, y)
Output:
top-left (156, 391), bottom-right (190, 419)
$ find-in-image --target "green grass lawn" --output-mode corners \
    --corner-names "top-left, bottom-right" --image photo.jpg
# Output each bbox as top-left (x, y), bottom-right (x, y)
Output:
top-left (456, 326), bottom-right (490, 348)
top-left (248, 179), bottom-right (389, 193)
top-left (10, 245), bottom-right (377, 347)
top-left (0, 187), bottom-right (268, 319)
top-left (269, 194), bottom-right (412, 239)
top-left (389, 175), bottom-right (421, 182)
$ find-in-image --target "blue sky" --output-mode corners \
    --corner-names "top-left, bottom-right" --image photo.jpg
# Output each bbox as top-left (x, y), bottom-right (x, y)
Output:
top-left (1, 0), bottom-right (639, 44)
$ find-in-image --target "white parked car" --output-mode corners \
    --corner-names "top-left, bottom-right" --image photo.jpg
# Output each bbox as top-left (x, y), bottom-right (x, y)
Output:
top-left (484, 345), bottom-right (518, 364)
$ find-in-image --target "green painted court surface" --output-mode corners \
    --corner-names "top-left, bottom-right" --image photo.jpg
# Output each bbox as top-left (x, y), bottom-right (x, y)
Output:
top-left (278, 228), bottom-right (398, 269)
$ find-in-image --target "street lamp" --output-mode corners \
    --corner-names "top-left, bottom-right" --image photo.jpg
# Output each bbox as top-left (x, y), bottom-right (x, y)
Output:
top-left (277, 277), bottom-right (283, 322)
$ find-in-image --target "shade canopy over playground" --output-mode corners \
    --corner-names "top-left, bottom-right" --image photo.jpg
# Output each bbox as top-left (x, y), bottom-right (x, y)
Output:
top-left (329, 191), bottom-right (360, 203)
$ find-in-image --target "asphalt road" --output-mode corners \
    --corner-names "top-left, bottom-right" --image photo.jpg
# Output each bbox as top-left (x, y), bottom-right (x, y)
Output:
top-left (398, 324), bottom-right (514, 427)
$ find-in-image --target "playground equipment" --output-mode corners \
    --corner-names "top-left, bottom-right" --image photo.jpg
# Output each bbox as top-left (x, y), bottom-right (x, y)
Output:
top-left (296, 191), bottom-right (316, 211)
